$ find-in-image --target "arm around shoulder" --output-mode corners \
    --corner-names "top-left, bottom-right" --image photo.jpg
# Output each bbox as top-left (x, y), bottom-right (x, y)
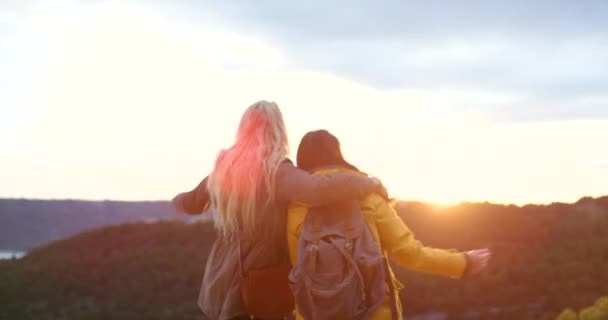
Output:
top-left (275, 160), bottom-right (381, 206)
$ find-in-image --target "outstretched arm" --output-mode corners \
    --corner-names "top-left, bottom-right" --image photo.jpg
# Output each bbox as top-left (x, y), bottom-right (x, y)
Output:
top-left (275, 160), bottom-right (386, 206)
top-left (172, 176), bottom-right (210, 215)
top-left (368, 194), bottom-right (469, 278)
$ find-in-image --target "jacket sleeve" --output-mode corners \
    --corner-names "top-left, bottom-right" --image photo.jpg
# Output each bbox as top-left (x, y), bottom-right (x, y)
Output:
top-left (175, 176), bottom-right (210, 215)
top-left (368, 194), bottom-right (467, 278)
top-left (275, 160), bottom-right (381, 206)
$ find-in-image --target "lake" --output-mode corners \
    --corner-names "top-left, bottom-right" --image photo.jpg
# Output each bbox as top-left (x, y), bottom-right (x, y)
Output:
top-left (0, 251), bottom-right (26, 260)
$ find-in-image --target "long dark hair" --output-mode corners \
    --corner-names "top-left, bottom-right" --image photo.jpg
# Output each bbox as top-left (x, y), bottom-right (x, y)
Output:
top-left (296, 130), bottom-right (359, 173)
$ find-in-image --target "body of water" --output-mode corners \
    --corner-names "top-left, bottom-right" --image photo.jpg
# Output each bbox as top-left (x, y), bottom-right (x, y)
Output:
top-left (0, 251), bottom-right (26, 260)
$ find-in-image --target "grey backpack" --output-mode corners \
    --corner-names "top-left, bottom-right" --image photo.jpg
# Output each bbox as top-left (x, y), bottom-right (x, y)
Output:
top-left (289, 201), bottom-right (391, 320)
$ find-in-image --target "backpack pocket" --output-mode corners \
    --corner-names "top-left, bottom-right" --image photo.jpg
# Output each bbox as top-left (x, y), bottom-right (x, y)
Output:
top-left (358, 255), bottom-right (387, 306)
top-left (290, 264), bottom-right (363, 319)
top-left (290, 239), bottom-right (368, 320)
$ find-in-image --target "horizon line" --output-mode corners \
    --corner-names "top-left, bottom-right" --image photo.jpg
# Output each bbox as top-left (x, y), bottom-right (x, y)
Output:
top-left (1, 195), bottom-right (606, 209)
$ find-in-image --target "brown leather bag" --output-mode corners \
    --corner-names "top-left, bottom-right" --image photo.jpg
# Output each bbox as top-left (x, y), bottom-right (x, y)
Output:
top-left (237, 233), bottom-right (295, 319)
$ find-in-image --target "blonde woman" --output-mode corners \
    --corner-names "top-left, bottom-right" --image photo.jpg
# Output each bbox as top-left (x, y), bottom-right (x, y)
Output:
top-left (172, 101), bottom-right (385, 320)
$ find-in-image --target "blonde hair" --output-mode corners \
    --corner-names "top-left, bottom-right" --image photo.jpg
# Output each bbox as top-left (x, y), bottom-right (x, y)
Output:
top-left (208, 100), bottom-right (289, 237)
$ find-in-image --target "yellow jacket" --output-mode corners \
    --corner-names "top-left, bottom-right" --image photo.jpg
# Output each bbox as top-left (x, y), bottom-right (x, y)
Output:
top-left (287, 167), bottom-right (468, 320)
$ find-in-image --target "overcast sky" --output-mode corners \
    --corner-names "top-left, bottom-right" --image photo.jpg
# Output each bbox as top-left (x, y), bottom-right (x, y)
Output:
top-left (1, 0), bottom-right (607, 204)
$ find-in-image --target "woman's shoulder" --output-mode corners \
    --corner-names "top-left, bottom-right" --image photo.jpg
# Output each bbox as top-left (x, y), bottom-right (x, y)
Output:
top-left (362, 192), bottom-right (391, 211)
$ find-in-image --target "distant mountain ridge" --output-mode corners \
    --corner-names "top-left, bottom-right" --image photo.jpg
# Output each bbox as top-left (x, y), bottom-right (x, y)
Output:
top-left (0, 199), bottom-right (202, 251)
top-left (1, 196), bottom-right (606, 251)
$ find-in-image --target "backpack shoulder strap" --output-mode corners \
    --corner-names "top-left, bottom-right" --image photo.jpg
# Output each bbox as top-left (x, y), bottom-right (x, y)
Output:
top-left (342, 202), bottom-right (361, 244)
top-left (383, 254), bottom-right (399, 320)
top-left (308, 212), bottom-right (322, 272)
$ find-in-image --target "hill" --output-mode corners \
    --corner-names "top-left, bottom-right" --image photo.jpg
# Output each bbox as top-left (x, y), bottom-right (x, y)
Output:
top-left (0, 196), bottom-right (607, 319)
top-left (0, 221), bottom-right (216, 320)
top-left (394, 196), bottom-right (608, 319)
top-left (0, 199), bottom-right (200, 250)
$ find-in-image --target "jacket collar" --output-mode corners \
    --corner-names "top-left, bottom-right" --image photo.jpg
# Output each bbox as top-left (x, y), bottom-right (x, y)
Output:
top-left (311, 165), bottom-right (368, 177)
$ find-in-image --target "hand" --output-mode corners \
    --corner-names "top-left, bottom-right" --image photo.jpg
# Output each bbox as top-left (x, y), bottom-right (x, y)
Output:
top-left (466, 248), bottom-right (491, 275)
top-left (172, 192), bottom-right (187, 214)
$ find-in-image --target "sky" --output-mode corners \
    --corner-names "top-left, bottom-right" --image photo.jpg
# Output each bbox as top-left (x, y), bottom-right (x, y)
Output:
top-left (1, 0), bottom-right (607, 205)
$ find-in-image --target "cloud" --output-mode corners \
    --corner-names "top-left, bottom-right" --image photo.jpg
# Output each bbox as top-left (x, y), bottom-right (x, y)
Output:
top-left (167, 0), bottom-right (608, 120)
top-left (279, 36), bottom-right (608, 96)
top-left (190, 0), bottom-right (608, 41)
top-left (2, 0), bottom-right (608, 126)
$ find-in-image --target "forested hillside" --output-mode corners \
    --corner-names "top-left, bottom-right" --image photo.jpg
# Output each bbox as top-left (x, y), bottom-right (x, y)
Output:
top-left (394, 196), bottom-right (608, 319)
top-left (0, 221), bottom-right (214, 320)
top-left (0, 196), bottom-right (606, 319)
